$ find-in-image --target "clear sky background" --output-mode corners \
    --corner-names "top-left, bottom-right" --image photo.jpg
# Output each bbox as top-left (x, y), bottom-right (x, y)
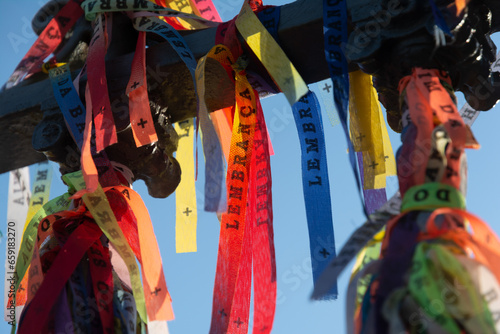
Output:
top-left (0, 1), bottom-right (500, 333)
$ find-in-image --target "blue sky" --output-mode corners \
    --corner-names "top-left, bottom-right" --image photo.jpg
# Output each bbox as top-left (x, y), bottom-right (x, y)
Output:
top-left (0, 1), bottom-right (500, 333)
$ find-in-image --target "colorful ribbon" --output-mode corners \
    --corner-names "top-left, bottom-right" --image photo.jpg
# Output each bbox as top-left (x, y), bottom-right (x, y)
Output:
top-left (127, 31), bottom-right (158, 147)
top-left (132, 14), bottom-right (225, 213)
top-left (235, 3), bottom-right (338, 299)
top-left (207, 44), bottom-right (257, 334)
top-left (323, 0), bottom-right (369, 216)
top-left (49, 64), bottom-right (87, 148)
top-left (175, 119), bottom-right (198, 253)
top-left (292, 91), bottom-right (338, 299)
top-left (3, 0), bottom-right (83, 89)
top-left (235, 2), bottom-right (308, 106)
top-left (3, 168), bottom-right (30, 323)
top-left (249, 96), bottom-right (276, 333)
top-left (81, 0), bottom-right (217, 28)
top-left (86, 12), bottom-right (118, 153)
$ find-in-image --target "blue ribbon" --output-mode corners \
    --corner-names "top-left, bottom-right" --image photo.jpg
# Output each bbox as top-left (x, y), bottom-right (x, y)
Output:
top-left (257, 6), bottom-right (281, 41)
top-left (323, 0), bottom-right (370, 218)
top-left (292, 91), bottom-right (338, 299)
top-left (114, 289), bottom-right (138, 334)
top-left (134, 16), bottom-right (225, 212)
top-left (49, 64), bottom-right (86, 149)
top-left (260, 6), bottom-right (338, 297)
top-left (428, 0), bottom-right (453, 36)
top-left (49, 65), bottom-right (121, 187)
top-left (68, 262), bottom-right (92, 333)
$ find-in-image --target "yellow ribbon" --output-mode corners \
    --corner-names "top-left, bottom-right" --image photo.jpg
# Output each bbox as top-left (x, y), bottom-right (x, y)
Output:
top-left (63, 171), bottom-right (148, 323)
top-left (349, 70), bottom-right (396, 189)
top-left (235, 2), bottom-right (308, 105)
top-left (175, 119), bottom-right (198, 253)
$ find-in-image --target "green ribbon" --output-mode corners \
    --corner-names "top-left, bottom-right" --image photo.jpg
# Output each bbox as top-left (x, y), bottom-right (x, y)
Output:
top-left (408, 242), bottom-right (495, 333)
top-left (401, 182), bottom-right (465, 213)
top-left (14, 194), bottom-right (71, 298)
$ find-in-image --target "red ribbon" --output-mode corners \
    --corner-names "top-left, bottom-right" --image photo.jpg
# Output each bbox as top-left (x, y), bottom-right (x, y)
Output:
top-left (18, 220), bottom-right (102, 334)
top-left (249, 97), bottom-right (276, 334)
top-left (207, 44), bottom-right (276, 333)
top-left (209, 45), bottom-right (256, 334)
top-left (127, 31), bottom-right (158, 147)
top-left (398, 68), bottom-right (468, 192)
top-left (5, 0), bottom-right (83, 88)
top-left (87, 239), bottom-right (114, 333)
top-left (87, 13), bottom-right (118, 153)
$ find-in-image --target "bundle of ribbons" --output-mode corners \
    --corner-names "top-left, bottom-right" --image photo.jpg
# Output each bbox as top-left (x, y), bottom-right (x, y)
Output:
top-left (3, 0), bottom-right (401, 333)
top-left (350, 69), bottom-right (500, 333)
top-left (313, 67), bottom-right (500, 333)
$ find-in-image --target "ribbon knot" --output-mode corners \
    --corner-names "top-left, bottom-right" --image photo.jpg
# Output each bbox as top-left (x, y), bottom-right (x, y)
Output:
top-left (232, 55), bottom-right (249, 75)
